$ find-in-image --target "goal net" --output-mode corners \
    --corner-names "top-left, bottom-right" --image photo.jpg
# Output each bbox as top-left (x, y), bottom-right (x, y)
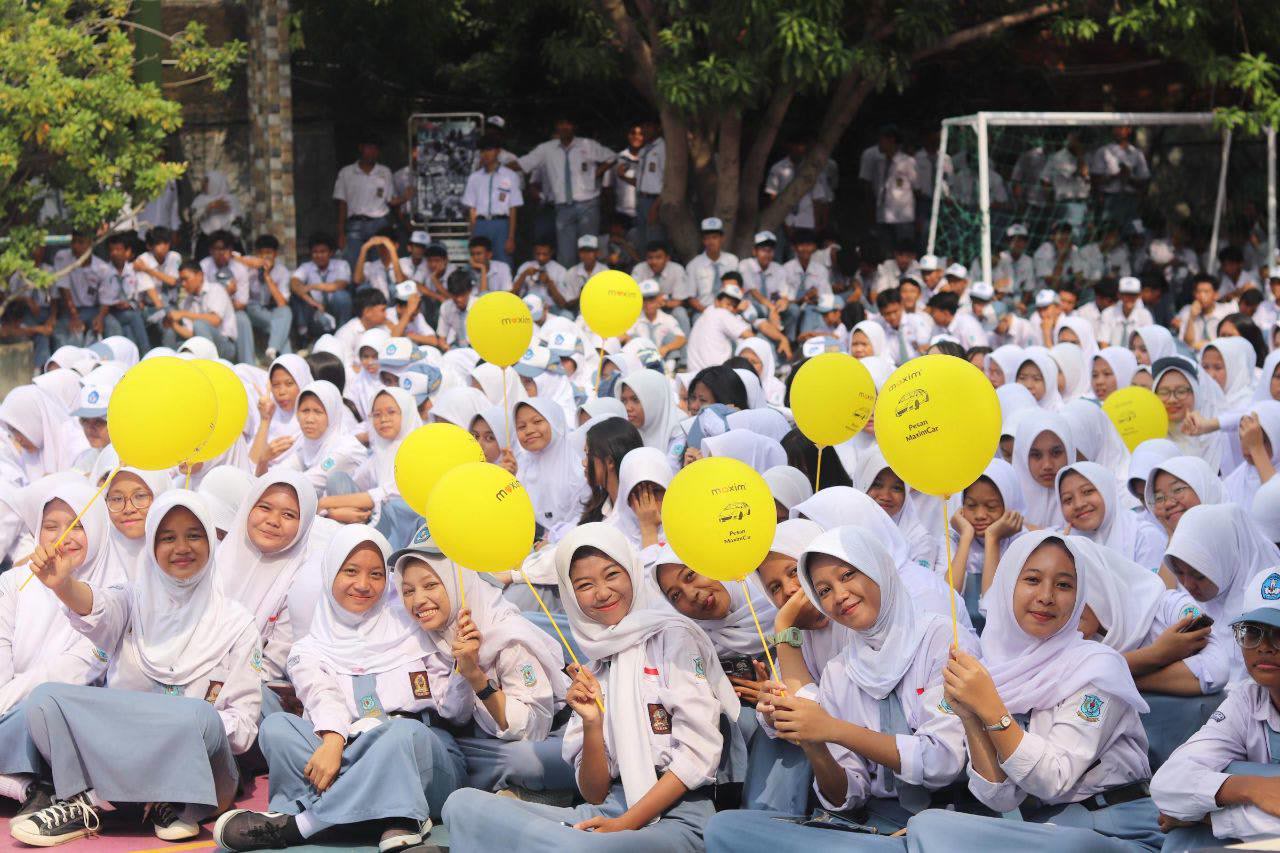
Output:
top-left (925, 112), bottom-right (1276, 292)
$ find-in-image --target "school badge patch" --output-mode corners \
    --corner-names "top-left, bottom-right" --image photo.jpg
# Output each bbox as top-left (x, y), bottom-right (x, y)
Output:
top-left (521, 664), bottom-right (537, 687)
top-left (1179, 604), bottom-right (1203, 620)
top-left (412, 525), bottom-right (431, 545)
top-left (693, 657), bottom-right (706, 680)
top-left (647, 703), bottom-right (672, 735)
top-left (93, 647), bottom-right (109, 662)
top-left (409, 671), bottom-right (432, 699)
top-left (204, 681), bottom-right (224, 703)
top-left (250, 648), bottom-right (264, 673)
top-left (1077, 693), bottom-right (1105, 723)
top-left (321, 457), bottom-right (335, 472)
top-left (1262, 572), bottom-right (1280, 601)
top-left (937, 697), bottom-right (956, 715)
top-left (1211, 710), bottom-right (1226, 723)
top-left (359, 694), bottom-right (383, 717)
top-left (163, 684), bottom-right (183, 696)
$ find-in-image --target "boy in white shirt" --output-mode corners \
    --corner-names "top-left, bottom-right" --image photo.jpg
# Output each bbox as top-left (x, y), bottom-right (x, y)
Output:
top-left (352, 232), bottom-right (406, 300)
top-left (563, 234), bottom-right (604, 316)
top-left (240, 233), bottom-right (293, 361)
top-left (738, 231), bottom-right (792, 336)
top-left (988, 223), bottom-right (1036, 304)
top-left (622, 279), bottom-right (685, 364)
top-left (684, 217), bottom-right (739, 319)
top-left (131, 226), bottom-right (181, 312)
top-left (797, 293), bottom-right (846, 346)
top-left (1033, 221), bottom-right (1085, 290)
top-left (162, 261), bottom-right (237, 359)
top-left (784, 229), bottom-right (832, 339)
top-left (513, 239), bottom-right (568, 310)
top-left (1175, 274), bottom-right (1237, 350)
top-left (1218, 245), bottom-right (1260, 301)
top-left (1076, 220), bottom-right (1131, 285)
top-left (290, 233), bottom-right (353, 338)
top-left (927, 291), bottom-right (988, 349)
top-left (95, 232), bottom-right (149, 354)
top-left (1099, 276), bottom-right (1154, 348)
top-left (466, 235), bottom-right (513, 293)
top-left (685, 280), bottom-right (754, 372)
top-left (53, 230), bottom-right (112, 347)
top-left (436, 270), bottom-right (475, 347)
top-left (463, 135), bottom-right (523, 264)
top-left (629, 241), bottom-right (687, 326)
top-left (873, 241), bottom-right (920, 296)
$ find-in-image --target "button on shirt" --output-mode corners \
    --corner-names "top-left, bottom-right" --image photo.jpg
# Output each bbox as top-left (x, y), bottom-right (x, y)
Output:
top-left (179, 281), bottom-right (237, 340)
top-left (53, 250), bottom-right (113, 308)
top-left (685, 252), bottom-right (740, 308)
top-left (200, 257), bottom-right (252, 308)
top-left (462, 166), bottom-right (523, 217)
top-left (858, 147), bottom-right (918, 225)
top-left (517, 137), bottom-right (616, 205)
top-left (766, 157), bottom-right (833, 229)
top-left (333, 162), bottom-right (396, 218)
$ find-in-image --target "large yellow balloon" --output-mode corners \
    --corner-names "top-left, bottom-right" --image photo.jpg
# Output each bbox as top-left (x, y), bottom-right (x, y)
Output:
top-left (189, 360), bottom-right (250, 463)
top-left (426, 461), bottom-right (536, 572)
top-left (661, 457), bottom-right (777, 582)
top-left (580, 270), bottom-right (642, 338)
top-left (108, 357), bottom-right (217, 470)
top-left (790, 353), bottom-right (876, 447)
top-left (873, 354), bottom-right (1000, 496)
top-left (1103, 386), bottom-right (1169, 451)
top-left (394, 423), bottom-right (486, 516)
top-left (466, 292), bottom-right (534, 367)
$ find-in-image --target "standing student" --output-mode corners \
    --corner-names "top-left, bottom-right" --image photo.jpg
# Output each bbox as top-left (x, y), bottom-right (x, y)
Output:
top-left (15, 491), bottom-right (261, 846)
top-left (442, 522), bottom-right (738, 852)
top-left (213, 526), bottom-right (463, 853)
top-left (464, 135), bottom-right (523, 265)
top-left (904, 531), bottom-right (1162, 852)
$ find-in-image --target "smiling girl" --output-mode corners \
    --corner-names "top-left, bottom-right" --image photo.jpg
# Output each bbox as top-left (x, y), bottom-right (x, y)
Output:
top-left (1015, 350), bottom-right (1063, 411)
top-left (249, 355), bottom-right (312, 469)
top-left (511, 398), bottom-right (589, 529)
top-left (102, 467), bottom-right (172, 581)
top-left (1143, 456), bottom-right (1223, 537)
top-left (1153, 357), bottom-right (1226, 474)
top-left (950, 459), bottom-right (1026, 626)
top-left (1012, 413), bottom-right (1075, 529)
top-left (1056, 462), bottom-right (1165, 568)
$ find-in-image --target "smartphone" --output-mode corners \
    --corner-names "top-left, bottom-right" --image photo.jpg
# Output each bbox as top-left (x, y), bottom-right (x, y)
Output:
top-left (1180, 613), bottom-right (1214, 633)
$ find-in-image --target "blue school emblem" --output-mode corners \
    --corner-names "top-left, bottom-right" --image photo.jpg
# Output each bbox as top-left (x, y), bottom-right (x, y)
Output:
top-left (163, 685), bottom-right (183, 696)
top-left (1077, 693), bottom-right (1105, 723)
top-left (553, 334), bottom-right (565, 346)
top-left (693, 657), bottom-right (706, 680)
top-left (412, 525), bottom-right (431, 545)
top-left (93, 647), bottom-right (109, 662)
top-left (359, 695), bottom-right (382, 717)
top-left (937, 697), bottom-right (956, 715)
top-left (87, 389), bottom-right (99, 405)
top-left (1211, 710), bottom-right (1226, 723)
top-left (521, 664), bottom-right (537, 687)
top-left (402, 377), bottom-right (413, 390)
top-left (250, 648), bottom-right (264, 673)
top-left (1262, 573), bottom-right (1280, 601)
top-left (321, 457), bottom-right (335, 471)
top-left (386, 343), bottom-right (398, 355)
top-left (1179, 604), bottom-right (1202, 620)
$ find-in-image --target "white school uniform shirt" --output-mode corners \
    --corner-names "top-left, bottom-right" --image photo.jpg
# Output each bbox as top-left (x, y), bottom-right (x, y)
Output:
top-left (96, 262), bottom-right (139, 305)
top-left (200, 256), bottom-right (253, 308)
top-left (874, 259), bottom-right (922, 296)
top-left (1041, 147), bottom-right (1091, 201)
top-left (398, 256), bottom-right (430, 286)
top-left (472, 260), bottom-right (513, 292)
top-left (878, 318), bottom-right (921, 363)
top-left (517, 137), bottom-right (616, 205)
top-left (913, 148), bottom-right (953, 201)
top-left (333, 319), bottom-right (382, 364)
top-left (858, 146), bottom-right (917, 224)
top-left (53, 249), bottom-right (112, 307)
top-left (332, 161), bottom-right (396, 218)
top-left (1090, 142), bottom-right (1150, 195)
top-left (437, 296), bottom-right (471, 346)
top-left (1072, 301), bottom-right (1104, 341)
top-left (964, 681), bottom-right (1151, 813)
top-left (1076, 242), bottom-right (1131, 283)
top-left (386, 305), bottom-right (435, 342)
top-left (629, 261), bottom-right (688, 301)
top-left (782, 257), bottom-right (833, 301)
top-left (686, 306), bottom-right (750, 373)
top-left (515, 260), bottom-right (568, 306)
top-left (990, 251), bottom-right (1035, 298)
top-left (561, 630), bottom-right (723, 793)
top-left (177, 280), bottom-right (238, 340)
top-left (563, 261), bottom-right (605, 303)
top-left (1146, 590), bottom-right (1231, 694)
top-left (1174, 301), bottom-right (1236, 341)
top-left (291, 649), bottom-right (452, 739)
top-left (275, 434), bottom-right (364, 495)
top-left (248, 260), bottom-right (292, 307)
top-left (1219, 269), bottom-right (1261, 298)
top-left (738, 257), bottom-right (787, 300)
top-left (293, 259), bottom-right (353, 298)
top-left (133, 250), bottom-right (181, 296)
top-left (1011, 146), bottom-right (1050, 208)
top-left (606, 149), bottom-right (640, 217)
top-left (627, 310), bottom-right (682, 347)
top-left (1032, 241), bottom-right (1086, 286)
top-left (71, 583), bottom-right (263, 755)
top-left (939, 312), bottom-right (989, 349)
top-left (765, 157), bottom-right (832, 229)
top-left (461, 165), bottom-right (523, 217)
top-left (1099, 303), bottom-right (1155, 348)
top-left (636, 138), bottom-right (665, 195)
top-left (686, 251), bottom-right (740, 308)
top-left (1151, 680), bottom-right (1280, 841)
top-left (358, 258), bottom-right (403, 300)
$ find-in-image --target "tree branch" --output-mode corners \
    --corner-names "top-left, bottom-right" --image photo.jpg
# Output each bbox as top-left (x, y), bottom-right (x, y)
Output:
top-left (594, 0), bottom-right (658, 104)
top-left (733, 85), bottom-right (795, 254)
top-left (912, 2), bottom-right (1067, 64)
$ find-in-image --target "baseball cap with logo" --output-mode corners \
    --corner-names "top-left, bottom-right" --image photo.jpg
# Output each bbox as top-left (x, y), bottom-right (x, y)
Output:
top-left (717, 283), bottom-right (745, 302)
top-left (945, 263), bottom-right (969, 279)
top-left (486, 116), bottom-right (506, 129)
top-left (547, 331), bottom-right (580, 358)
top-left (640, 279), bottom-right (661, 299)
top-left (514, 345), bottom-right (553, 379)
top-left (72, 384), bottom-right (111, 419)
top-left (399, 363), bottom-right (442, 405)
top-left (1034, 289), bottom-right (1058, 309)
top-left (409, 230), bottom-right (432, 247)
top-left (1232, 568), bottom-right (1280, 630)
top-left (969, 280), bottom-right (994, 301)
top-left (753, 231), bottom-right (777, 247)
top-left (1118, 276), bottom-right (1142, 295)
top-left (377, 337), bottom-right (415, 368)
top-left (577, 234), bottom-right (599, 250)
top-left (700, 217), bottom-right (724, 233)
top-left (1005, 223), bottom-right (1029, 239)
top-left (523, 294), bottom-right (545, 323)
top-left (816, 294), bottom-right (838, 313)
top-left (801, 337), bottom-right (840, 358)
top-left (917, 254), bottom-right (942, 272)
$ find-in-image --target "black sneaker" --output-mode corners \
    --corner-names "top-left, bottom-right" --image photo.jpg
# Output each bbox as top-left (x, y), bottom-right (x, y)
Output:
top-left (14, 781), bottom-right (54, 820)
top-left (9, 792), bottom-right (101, 847)
top-left (212, 809), bottom-right (299, 851)
top-left (147, 801), bottom-right (200, 841)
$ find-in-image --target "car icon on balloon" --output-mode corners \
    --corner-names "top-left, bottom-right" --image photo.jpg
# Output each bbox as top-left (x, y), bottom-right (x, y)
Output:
top-left (718, 502), bottom-right (751, 523)
top-left (895, 389), bottom-right (929, 417)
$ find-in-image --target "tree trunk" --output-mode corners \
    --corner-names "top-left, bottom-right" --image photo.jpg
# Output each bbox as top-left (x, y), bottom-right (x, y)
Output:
top-left (714, 112), bottom-right (743, 245)
top-left (732, 85), bottom-right (795, 256)
top-left (658, 107), bottom-right (699, 259)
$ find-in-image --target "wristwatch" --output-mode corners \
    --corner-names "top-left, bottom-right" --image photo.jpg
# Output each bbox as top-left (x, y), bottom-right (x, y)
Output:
top-left (984, 714), bottom-right (1013, 732)
top-left (475, 679), bottom-right (500, 700)
top-left (769, 627), bottom-right (803, 649)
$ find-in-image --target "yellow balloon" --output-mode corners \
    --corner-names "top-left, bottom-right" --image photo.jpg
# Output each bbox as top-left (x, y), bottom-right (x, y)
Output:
top-left (425, 461), bottom-right (536, 572)
top-left (1102, 386), bottom-right (1169, 451)
top-left (790, 353), bottom-right (877, 447)
top-left (580, 270), bottom-right (642, 338)
top-left (189, 360), bottom-right (250, 463)
top-left (661, 457), bottom-right (778, 582)
top-left (873, 354), bottom-right (1000, 496)
top-left (107, 357), bottom-right (217, 470)
top-left (466, 291), bottom-right (534, 367)
top-left (394, 423), bottom-right (486, 516)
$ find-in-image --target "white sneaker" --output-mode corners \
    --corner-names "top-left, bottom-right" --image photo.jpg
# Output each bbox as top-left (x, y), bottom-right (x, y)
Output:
top-left (264, 347), bottom-right (278, 364)
top-left (10, 792), bottom-right (101, 847)
top-left (148, 802), bottom-right (200, 841)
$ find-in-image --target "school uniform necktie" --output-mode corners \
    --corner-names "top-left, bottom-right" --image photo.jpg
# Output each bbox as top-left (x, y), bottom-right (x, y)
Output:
top-left (897, 327), bottom-right (909, 362)
top-left (487, 171), bottom-right (494, 216)
top-left (562, 147), bottom-right (572, 205)
top-left (712, 261), bottom-right (721, 295)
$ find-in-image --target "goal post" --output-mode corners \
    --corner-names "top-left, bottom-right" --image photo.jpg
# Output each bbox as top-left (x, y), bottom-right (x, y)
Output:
top-left (925, 111), bottom-right (1277, 289)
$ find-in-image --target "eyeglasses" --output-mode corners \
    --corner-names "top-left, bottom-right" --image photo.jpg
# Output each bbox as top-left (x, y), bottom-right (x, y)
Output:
top-left (1155, 386), bottom-right (1193, 402)
top-left (106, 491), bottom-right (153, 513)
top-left (1235, 623), bottom-right (1280, 649)
top-left (1152, 484), bottom-right (1192, 507)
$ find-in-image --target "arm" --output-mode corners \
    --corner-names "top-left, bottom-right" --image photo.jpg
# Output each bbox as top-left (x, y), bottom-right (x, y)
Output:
top-left (566, 665), bottom-right (612, 804)
top-left (352, 242), bottom-right (371, 285)
top-left (290, 275), bottom-right (322, 310)
top-left (336, 200), bottom-right (348, 249)
top-left (950, 515), bottom-right (975, 594)
top-left (214, 626), bottom-right (266, 756)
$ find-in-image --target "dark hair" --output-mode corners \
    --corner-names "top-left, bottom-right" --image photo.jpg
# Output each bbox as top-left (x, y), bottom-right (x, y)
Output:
top-left (254, 234), bottom-right (280, 252)
top-left (1192, 273), bottom-right (1216, 291)
top-left (425, 244), bottom-right (448, 259)
top-left (1093, 278), bottom-right (1119, 301)
top-left (689, 365), bottom-right (748, 410)
top-left (966, 345), bottom-right (993, 361)
top-left (792, 228), bottom-right (818, 247)
top-left (579, 419), bottom-right (644, 523)
top-left (306, 351), bottom-right (346, 392)
top-left (1240, 289), bottom-right (1264, 309)
top-left (309, 233), bottom-right (336, 251)
top-left (898, 276), bottom-right (921, 292)
top-left (178, 260), bottom-right (202, 275)
top-left (1056, 282), bottom-right (1078, 299)
top-left (146, 226), bottom-right (174, 247)
top-left (930, 340), bottom-right (967, 358)
top-left (533, 238), bottom-right (554, 250)
top-left (446, 269), bottom-right (473, 296)
top-left (963, 474), bottom-right (1000, 502)
top-left (893, 239), bottom-right (916, 255)
top-left (478, 134), bottom-right (500, 151)
top-left (721, 271), bottom-right (744, 286)
top-left (781, 428), bottom-right (851, 489)
top-left (468, 235), bottom-right (492, 251)
top-left (723, 356), bottom-right (756, 374)
top-left (354, 288), bottom-right (388, 314)
top-left (875, 288), bottom-right (902, 311)
top-left (104, 233), bottom-right (129, 249)
top-left (840, 300), bottom-right (866, 329)
top-left (1140, 273), bottom-right (1166, 293)
top-left (1218, 245), bottom-right (1245, 264)
top-left (208, 229), bottom-right (237, 250)
top-left (644, 240), bottom-right (670, 256)
top-left (1221, 313), bottom-right (1268, 367)
top-left (927, 291), bottom-right (959, 314)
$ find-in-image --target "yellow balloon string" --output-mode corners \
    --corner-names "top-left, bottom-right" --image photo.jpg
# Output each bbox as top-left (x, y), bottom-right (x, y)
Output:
top-left (501, 366), bottom-right (512, 450)
top-left (594, 352), bottom-right (604, 397)
top-left (453, 560), bottom-right (466, 674)
top-left (814, 445), bottom-right (824, 493)
top-left (184, 466), bottom-right (191, 491)
top-left (940, 494), bottom-right (960, 650)
top-left (520, 569), bottom-right (604, 713)
top-left (742, 580), bottom-right (780, 685)
top-left (20, 464), bottom-right (120, 592)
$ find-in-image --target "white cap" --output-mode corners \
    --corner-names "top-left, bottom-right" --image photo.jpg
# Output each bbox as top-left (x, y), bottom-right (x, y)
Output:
top-left (176, 337), bottom-right (218, 360)
top-left (700, 217), bottom-right (725, 233)
top-left (815, 294), bottom-right (838, 313)
top-left (1118, 276), bottom-right (1142, 295)
top-left (1231, 568), bottom-right (1280, 629)
top-left (753, 231), bottom-right (777, 246)
top-left (577, 234), bottom-right (598, 250)
top-left (639, 279), bottom-right (661, 299)
top-left (377, 337), bottom-right (415, 366)
top-left (918, 254), bottom-right (942, 272)
top-left (547, 331), bottom-right (580, 357)
top-left (400, 372), bottom-right (436, 402)
top-left (1147, 239), bottom-right (1174, 266)
top-left (409, 230), bottom-right (432, 246)
top-left (514, 345), bottom-right (552, 378)
top-left (1005, 223), bottom-right (1029, 238)
top-left (522, 294), bottom-right (545, 322)
top-left (802, 337), bottom-right (836, 358)
top-left (487, 115), bottom-right (506, 129)
top-left (944, 263), bottom-right (969, 279)
top-left (1127, 218), bottom-right (1147, 235)
top-left (969, 280), bottom-right (994, 301)
top-left (1034, 288), bottom-right (1058, 309)
top-left (72, 384), bottom-right (110, 418)
top-left (717, 283), bottom-right (745, 302)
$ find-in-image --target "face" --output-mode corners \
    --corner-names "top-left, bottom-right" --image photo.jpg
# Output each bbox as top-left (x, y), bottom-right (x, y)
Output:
top-left (479, 147), bottom-right (498, 168)
top-left (1016, 361), bottom-right (1045, 401)
top-left (1201, 347), bottom-right (1228, 390)
top-left (1058, 471), bottom-right (1105, 532)
top-left (80, 416), bottom-right (109, 449)
top-left (757, 551), bottom-right (828, 630)
top-left (532, 244), bottom-right (554, 266)
top-left (1133, 369), bottom-right (1153, 390)
top-left (39, 498), bottom-right (87, 570)
top-left (178, 267), bottom-right (202, 295)
top-left (739, 348), bottom-right (763, 376)
top-left (270, 367), bottom-right (300, 412)
top-left (702, 232), bottom-right (723, 255)
top-left (1241, 623), bottom-right (1280, 689)
top-left (311, 243), bottom-right (333, 267)
top-left (362, 304), bottom-right (387, 328)
top-left (985, 359), bottom-right (1005, 387)
top-left (1091, 358), bottom-right (1117, 400)
top-left (332, 543), bottom-right (387, 615)
top-left (210, 242), bottom-right (232, 267)
top-left (400, 560), bottom-right (451, 630)
top-left (880, 301), bottom-right (902, 329)
top-left (655, 563), bottom-right (730, 621)
top-left (297, 394), bottom-right (329, 439)
top-left (247, 484), bottom-right (302, 553)
top-left (469, 246), bottom-right (489, 267)
top-left (1120, 294), bottom-right (1139, 313)
top-left (370, 392), bottom-right (402, 440)
top-left (108, 241), bottom-right (129, 266)
top-left (153, 506), bottom-right (210, 581)
top-left (106, 471), bottom-right (154, 540)
top-left (555, 119), bottom-right (575, 142)
top-left (1027, 430), bottom-right (1068, 487)
top-left (515, 404), bottom-right (552, 453)
top-left (1194, 281), bottom-right (1216, 307)
top-left (1270, 365), bottom-right (1280, 402)
top-left (753, 246), bottom-right (775, 266)
top-left (867, 468), bottom-right (906, 517)
top-left (1012, 541), bottom-right (1077, 639)
top-left (1057, 327), bottom-right (1080, 346)
top-left (850, 330), bottom-right (873, 358)
top-left (1130, 333), bottom-right (1150, 365)
top-left (808, 553), bottom-right (881, 631)
top-left (257, 246), bottom-right (277, 265)
top-left (687, 382), bottom-right (715, 416)
top-left (451, 291), bottom-right (470, 310)
top-left (961, 479), bottom-right (1005, 537)
top-left (357, 142), bottom-right (380, 163)
top-left (1058, 291), bottom-right (1078, 313)
top-left (471, 416), bottom-right (500, 463)
top-left (626, 125), bottom-right (645, 150)
top-left (359, 347), bottom-right (380, 376)
top-left (569, 551), bottom-right (634, 627)
top-left (619, 385), bottom-right (645, 428)
top-left (1155, 370), bottom-right (1194, 423)
top-left (1151, 470), bottom-right (1200, 533)
top-left (900, 284), bottom-right (920, 309)
top-left (1168, 555), bottom-right (1219, 602)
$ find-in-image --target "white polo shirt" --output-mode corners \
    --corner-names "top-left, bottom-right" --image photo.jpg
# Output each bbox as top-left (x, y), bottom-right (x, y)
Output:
top-left (293, 259), bottom-right (353, 297)
top-left (517, 137), bottom-right (616, 205)
top-left (462, 166), bottom-right (524, 217)
top-left (179, 282), bottom-right (237, 340)
top-left (686, 306), bottom-right (750, 372)
top-left (766, 157), bottom-right (833, 229)
top-left (200, 256), bottom-right (252, 308)
top-left (636, 138), bottom-right (666, 195)
top-left (858, 146), bottom-right (917, 225)
top-left (333, 162), bottom-right (396, 218)
top-left (685, 252), bottom-right (740, 307)
top-left (133, 250), bottom-right (182, 294)
top-left (1090, 143), bottom-right (1149, 195)
top-left (52, 250), bottom-right (112, 308)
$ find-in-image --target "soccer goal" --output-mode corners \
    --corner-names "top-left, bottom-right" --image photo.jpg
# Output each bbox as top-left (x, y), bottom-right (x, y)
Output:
top-left (925, 112), bottom-right (1277, 285)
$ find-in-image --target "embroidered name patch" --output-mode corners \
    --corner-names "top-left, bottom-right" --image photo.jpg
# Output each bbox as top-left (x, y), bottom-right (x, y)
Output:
top-left (1179, 604), bottom-right (1203, 620)
top-left (1077, 693), bottom-right (1106, 723)
top-left (521, 664), bottom-right (537, 687)
top-left (647, 703), bottom-right (672, 735)
top-left (937, 697), bottom-right (956, 715)
top-left (204, 681), bottom-right (224, 703)
top-left (93, 647), bottom-right (109, 662)
top-left (693, 657), bottom-right (706, 680)
top-left (409, 671), bottom-right (432, 699)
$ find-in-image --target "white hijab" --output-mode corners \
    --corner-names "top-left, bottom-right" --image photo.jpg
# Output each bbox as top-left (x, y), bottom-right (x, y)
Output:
top-left (553, 523), bottom-right (738, 807)
top-left (1012, 412), bottom-right (1075, 528)
top-left (293, 380), bottom-right (348, 469)
top-left (620, 369), bottom-right (683, 453)
top-left (1094, 349), bottom-right (1139, 395)
top-left (514, 397), bottom-right (589, 527)
top-left (851, 446), bottom-right (938, 569)
top-left (1164, 503), bottom-right (1280, 624)
top-left (105, 467), bottom-right (174, 582)
top-left (1224, 400), bottom-right (1280, 509)
top-left (196, 465), bottom-right (255, 534)
top-left (1054, 316), bottom-right (1100, 362)
top-left (1056, 461), bottom-right (1142, 559)
top-left (215, 470), bottom-right (318, 631)
top-left (369, 387), bottom-right (422, 493)
top-left (1077, 537), bottom-right (1166, 653)
top-left (734, 369), bottom-right (766, 409)
top-left (1020, 347), bottom-right (1063, 411)
top-left (267, 355), bottom-right (313, 442)
top-left (981, 531), bottom-right (1147, 714)
top-left (763, 466), bottom-right (813, 515)
top-left (1255, 349), bottom-right (1280, 403)
top-left (735, 338), bottom-right (786, 405)
top-left (851, 320), bottom-right (892, 364)
top-left (725, 408), bottom-right (791, 444)
top-left (1143, 455), bottom-right (1225, 516)
top-left (430, 387), bottom-right (489, 428)
top-left (1128, 439), bottom-right (1180, 496)
top-left (1134, 325), bottom-right (1176, 363)
top-left (129, 490), bottom-right (255, 685)
top-left (703, 431), bottom-right (787, 471)
top-left (95, 336), bottom-right (140, 368)
top-left (1061, 398), bottom-right (1130, 474)
top-left (1050, 342), bottom-right (1090, 403)
top-left (1251, 475), bottom-right (1280, 543)
top-left (986, 345), bottom-right (1025, 387)
top-left (0, 384), bottom-right (86, 478)
top-left (609, 447), bottom-right (675, 546)
top-left (1204, 336), bottom-right (1258, 414)
top-left (472, 363), bottom-right (526, 407)
top-left (349, 328), bottom-right (392, 418)
top-left (1154, 358), bottom-right (1226, 471)
top-left (652, 543), bottom-right (777, 656)
top-left (961, 459), bottom-right (1026, 575)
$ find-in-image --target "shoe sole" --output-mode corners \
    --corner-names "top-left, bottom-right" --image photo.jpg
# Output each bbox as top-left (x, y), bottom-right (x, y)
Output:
top-left (211, 809), bottom-right (249, 851)
top-left (10, 822), bottom-right (91, 848)
top-left (154, 823), bottom-right (201, 842)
